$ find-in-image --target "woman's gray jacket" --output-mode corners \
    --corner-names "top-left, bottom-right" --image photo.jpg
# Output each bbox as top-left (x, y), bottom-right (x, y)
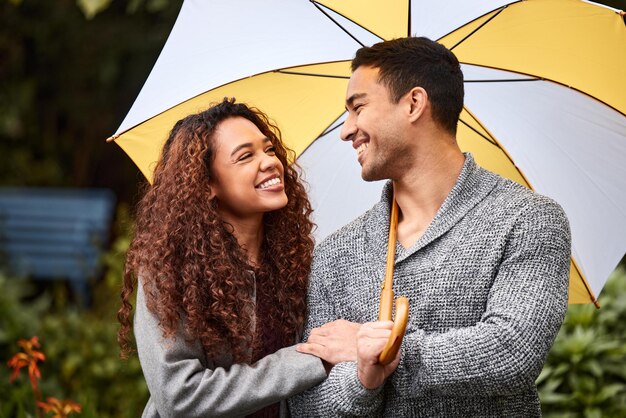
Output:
top-left (134, 280), bottom-right (326, 418)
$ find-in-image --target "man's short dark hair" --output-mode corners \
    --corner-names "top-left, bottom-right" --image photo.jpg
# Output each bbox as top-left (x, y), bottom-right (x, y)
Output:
top-left (352, 37), bottom-right (464, 135)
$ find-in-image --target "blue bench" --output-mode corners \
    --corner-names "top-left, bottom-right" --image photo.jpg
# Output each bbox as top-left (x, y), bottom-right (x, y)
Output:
top-left (0, 187), bottom-right (116, 303)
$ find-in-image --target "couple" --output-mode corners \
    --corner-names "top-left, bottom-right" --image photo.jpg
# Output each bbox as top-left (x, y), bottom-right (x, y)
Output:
top-left (117, 37), bottom-right (571, 417)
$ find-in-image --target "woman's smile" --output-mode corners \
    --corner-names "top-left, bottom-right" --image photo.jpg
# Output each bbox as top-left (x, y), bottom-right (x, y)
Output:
top-left (256, 175), bottom-right (283, 191)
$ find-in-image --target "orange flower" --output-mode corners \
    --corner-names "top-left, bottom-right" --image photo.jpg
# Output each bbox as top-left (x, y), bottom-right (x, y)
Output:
top-left (38, 397), bottom-right (82, 418)
top-left (7, 336), bottom-right (46, 392)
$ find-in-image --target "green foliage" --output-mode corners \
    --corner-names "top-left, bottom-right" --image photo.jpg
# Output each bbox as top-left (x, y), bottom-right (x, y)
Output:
top-left (1, 208), bottom-right (147, 418)
top-left (0, 273), bottom-right (50, 418)
top-left (76, 0), bottom-right (113, 20)
top-left (75, 0), bottom-right (174, 20)
top-left (0, 0), bottom-right (181, 203)
top-left (539, 267), bottom-right (626, 417)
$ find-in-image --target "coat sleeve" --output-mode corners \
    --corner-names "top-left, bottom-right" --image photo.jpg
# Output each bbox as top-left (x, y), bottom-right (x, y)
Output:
top-left (287, 251), bottom-right (385, 417)
top-left (134, 282), bottom-right (327, 418)
top-left (391, 198), bottom-right (571, 397)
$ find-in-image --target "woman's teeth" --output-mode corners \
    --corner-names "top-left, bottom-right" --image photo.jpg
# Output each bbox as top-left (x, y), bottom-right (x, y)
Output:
top-left (257, 178), bottom-right (281, 189)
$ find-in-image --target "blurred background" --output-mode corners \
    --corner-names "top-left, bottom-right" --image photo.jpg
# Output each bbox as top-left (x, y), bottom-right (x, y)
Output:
top-left (1, 1), bottom-right (625, 417)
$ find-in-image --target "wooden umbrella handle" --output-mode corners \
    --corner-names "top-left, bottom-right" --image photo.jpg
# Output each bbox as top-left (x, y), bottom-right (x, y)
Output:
top-left (378, 297), bottom-right (409, 365)
top-left (377, 197), bottom-right (409, 364)
top-left (379, 198), bottom-right (399, 321)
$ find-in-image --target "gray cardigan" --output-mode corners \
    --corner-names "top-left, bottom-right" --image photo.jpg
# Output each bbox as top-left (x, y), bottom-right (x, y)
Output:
top-left (134, 278), bottom-right (327, 418)
top-left (289, 154), bottom-right (570, 417)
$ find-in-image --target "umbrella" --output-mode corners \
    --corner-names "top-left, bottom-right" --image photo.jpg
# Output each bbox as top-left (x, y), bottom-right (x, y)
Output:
top-left (107, 0), bottom-right (626, 306)
top-left (378, 198), bottom-right (409, 365)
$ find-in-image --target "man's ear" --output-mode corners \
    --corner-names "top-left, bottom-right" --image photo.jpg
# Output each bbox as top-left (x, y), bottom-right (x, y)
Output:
top-left (407, 87), bottom-right (427, 123)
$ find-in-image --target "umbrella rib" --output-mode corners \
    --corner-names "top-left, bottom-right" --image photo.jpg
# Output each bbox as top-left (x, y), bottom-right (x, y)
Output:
top-left (317, 119), bottom-right (344, 138)
top-left (464, 78), bottom-right (538, 84)
top-left (311, 1), bottom-right (366, 47)
top-left (298, 111), bottom-right (346, 158)
top-left (310, 1), bottom-right (385, 44)
top-left (458, 118), bottom-right (497, 146)
top-left (461, 106), bottom-right (534, 192)
top-left (277, 70), bottom-right (349, 80)
top-left (108, 66), bottom-right (348, 141)
top-left (449, 5), bottom-right (509, 52)
top-left (461, 64), bottom-right (626, 119)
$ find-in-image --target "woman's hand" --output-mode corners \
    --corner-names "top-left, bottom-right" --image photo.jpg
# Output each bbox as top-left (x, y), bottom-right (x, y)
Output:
top-left (296, 319), bottom-right (360, 368)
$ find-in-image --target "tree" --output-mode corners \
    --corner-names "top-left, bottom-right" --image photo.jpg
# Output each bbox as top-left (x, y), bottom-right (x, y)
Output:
top-left (0, 0), bottom-right (182, 203)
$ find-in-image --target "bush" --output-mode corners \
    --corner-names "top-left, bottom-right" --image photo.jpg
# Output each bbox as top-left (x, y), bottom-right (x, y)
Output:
top-left (1, 206), bottom-right (148, 418)
top-left (539, 266), bottom-right (626, 417)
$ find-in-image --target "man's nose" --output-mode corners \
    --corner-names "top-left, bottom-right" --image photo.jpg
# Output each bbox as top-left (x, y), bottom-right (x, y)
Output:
top-left (340, 115), bottom-right (356, 142)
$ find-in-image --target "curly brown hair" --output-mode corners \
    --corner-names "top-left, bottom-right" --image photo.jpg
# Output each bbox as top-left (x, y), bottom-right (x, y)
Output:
top-left (118, 98), bottom-right (314, 362)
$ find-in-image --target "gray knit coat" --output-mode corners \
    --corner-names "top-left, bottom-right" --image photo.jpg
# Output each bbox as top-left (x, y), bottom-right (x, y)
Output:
top-left (288, 154), bottom-right (571, 417)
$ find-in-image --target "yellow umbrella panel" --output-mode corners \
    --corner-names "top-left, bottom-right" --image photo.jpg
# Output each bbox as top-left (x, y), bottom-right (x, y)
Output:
top-left (112, 62), bottom-right (351, 183)
top-left (441, 0), bottom-right (626, 116)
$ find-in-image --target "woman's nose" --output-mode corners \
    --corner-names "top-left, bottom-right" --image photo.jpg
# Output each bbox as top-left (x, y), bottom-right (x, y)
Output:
top-left (260, 153), bottom-right (279, 171)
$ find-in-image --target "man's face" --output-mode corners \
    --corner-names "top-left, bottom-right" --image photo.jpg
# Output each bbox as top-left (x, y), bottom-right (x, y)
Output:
top-left (340, 66), bottom-right (408, 181)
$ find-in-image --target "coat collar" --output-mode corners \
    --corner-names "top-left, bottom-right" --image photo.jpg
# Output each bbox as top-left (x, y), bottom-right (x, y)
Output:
top-left (364, 153), bottom-right (499, 264)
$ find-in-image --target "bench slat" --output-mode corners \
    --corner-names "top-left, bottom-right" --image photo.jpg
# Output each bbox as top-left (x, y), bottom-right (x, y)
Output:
top-left (0, 188), bottom-right (116, 292)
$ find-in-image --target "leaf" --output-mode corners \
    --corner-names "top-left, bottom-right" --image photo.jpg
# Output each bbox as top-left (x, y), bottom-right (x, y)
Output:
top-left (539, 376), bottom-right (564, 394)
top-left (595, 384), bottom-right (626, 403)
top-left (76, 0), bottom-right (114, 20)
top-left (553, 363), bottom-right (571, 377)
top-left (540, 392), bottom-right (572, 404)
top-left (536, 367), bottom-right (553, 385)
top-left (583, 408), bottom-right (603, 418)
top-left (584, 359), bottom-right (603, 378)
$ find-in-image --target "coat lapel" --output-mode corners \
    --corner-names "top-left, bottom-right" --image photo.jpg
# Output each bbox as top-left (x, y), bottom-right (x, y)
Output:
top-left (363, 181), bottom-right (394, 277)
top-left (393, 154), bottom-right (499, 263)
top-left (362, 154), bottom-right (499, 268)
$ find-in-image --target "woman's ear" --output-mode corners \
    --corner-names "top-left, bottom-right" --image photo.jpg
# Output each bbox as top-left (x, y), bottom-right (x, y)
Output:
top-left (207, 179), bottom-right (218, 200)
top-left (407, 87), bottom-right (427, 123)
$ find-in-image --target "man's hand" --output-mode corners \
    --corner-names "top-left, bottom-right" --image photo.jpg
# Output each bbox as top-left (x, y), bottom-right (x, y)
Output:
top-left (357, 321), bottom-right (401, 389)
top-left (296, 319), bottom-right (360, 367)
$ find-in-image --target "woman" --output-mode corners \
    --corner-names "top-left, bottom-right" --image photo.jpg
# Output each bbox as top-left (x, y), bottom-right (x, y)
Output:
top-left (118, 98), bottom-right (334, 417)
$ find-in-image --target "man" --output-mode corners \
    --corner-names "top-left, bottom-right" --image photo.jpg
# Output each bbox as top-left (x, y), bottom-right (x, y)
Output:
top-left (289, 37), bottom-right (570, 417)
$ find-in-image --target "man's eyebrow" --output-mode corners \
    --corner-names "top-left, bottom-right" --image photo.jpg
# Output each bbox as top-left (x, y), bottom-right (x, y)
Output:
top-left (345, 93), bottom-right (366, 110)
top-left (229, 137), bottom-right (271, 157)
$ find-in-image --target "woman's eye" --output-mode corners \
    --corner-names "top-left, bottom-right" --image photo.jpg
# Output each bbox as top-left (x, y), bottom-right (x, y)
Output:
top-left (238, 153), bottom-right (252, 161)
top-left (266, 146), bottom-right (276, 154)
